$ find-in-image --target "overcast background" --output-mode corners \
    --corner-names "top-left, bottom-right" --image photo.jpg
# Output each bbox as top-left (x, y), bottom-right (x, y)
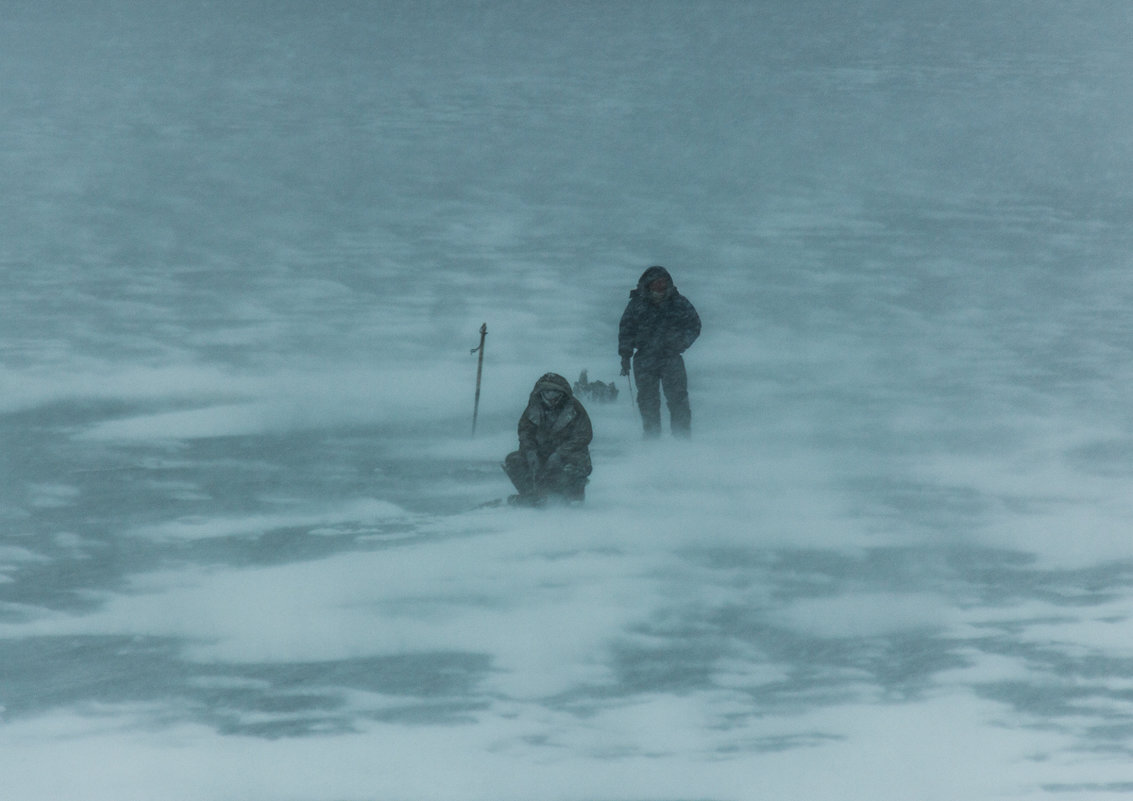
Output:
top-left (3, 2), bottom-right (1133, 799)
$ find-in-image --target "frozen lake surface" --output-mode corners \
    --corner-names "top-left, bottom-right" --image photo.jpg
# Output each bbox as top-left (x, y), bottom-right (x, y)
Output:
top-left (3, 3), bottom-right (1133, 799)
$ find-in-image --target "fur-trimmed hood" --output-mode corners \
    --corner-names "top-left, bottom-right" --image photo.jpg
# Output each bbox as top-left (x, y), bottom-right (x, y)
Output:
top-left (632, 265), bottom-right (677, 302)
top-left (523, 372), bottom-right (578, 432)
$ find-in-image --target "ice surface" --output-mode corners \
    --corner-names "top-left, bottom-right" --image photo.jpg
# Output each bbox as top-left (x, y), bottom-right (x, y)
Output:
top-left (3, 2), bottom-right (1133, 799)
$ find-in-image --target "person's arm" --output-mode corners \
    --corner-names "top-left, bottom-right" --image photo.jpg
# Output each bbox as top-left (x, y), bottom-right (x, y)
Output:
top-left (543, 404), bottom-right (592, 479)
top-left (676, 297), bottom-right (701, 352)
top-left (618, 300), bottom-right (637, 373)
top-left (517, 412), bottom-right (540, 472)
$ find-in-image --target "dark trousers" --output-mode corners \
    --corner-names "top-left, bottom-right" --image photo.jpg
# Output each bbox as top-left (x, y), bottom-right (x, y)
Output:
top-left (504, 451), bottom-right (587, 500)
top-left (634, 353), bottom-right (690, 437)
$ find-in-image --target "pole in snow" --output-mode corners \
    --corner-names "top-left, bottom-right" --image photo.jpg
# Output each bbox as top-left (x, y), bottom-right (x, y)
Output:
top-left (470, 323), bottom-right (487, 437)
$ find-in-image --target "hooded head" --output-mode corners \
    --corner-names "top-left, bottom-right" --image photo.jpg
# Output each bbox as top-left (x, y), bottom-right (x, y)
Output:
top-left (530, 372), bottom-right (572, 409)
top-left (636, 265), bottom-right (675, 304)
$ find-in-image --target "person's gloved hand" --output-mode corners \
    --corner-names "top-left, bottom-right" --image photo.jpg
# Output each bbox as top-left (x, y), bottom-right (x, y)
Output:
top-left (620, 357), bottom-right (631, 376)
top-left (544, 452), bottom-right (563, 474)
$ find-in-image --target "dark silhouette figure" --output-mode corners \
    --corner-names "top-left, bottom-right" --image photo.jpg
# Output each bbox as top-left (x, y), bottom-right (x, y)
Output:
top-left (618, 266), bottom-right (701, 437)
top-left (503, 373), bottom-right (592, 505)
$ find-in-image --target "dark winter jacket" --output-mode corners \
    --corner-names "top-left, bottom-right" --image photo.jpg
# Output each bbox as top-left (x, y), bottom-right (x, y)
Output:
top-left (618, 266), bottom-right (701, 362)
top-left (518, 373), bottom-right (593, 475)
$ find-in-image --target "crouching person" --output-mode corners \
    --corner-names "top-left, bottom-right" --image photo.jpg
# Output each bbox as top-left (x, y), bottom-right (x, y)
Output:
top-left (504, 373), bottom-right (592, 506)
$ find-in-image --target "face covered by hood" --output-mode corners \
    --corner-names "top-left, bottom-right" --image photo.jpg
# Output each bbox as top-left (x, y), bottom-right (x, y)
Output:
top-left (530, 372), bottom-right (572, 409)
top-left (524, 373), bottom-right (578, 430)
top-left (636, 265), bottom-right (675, 304)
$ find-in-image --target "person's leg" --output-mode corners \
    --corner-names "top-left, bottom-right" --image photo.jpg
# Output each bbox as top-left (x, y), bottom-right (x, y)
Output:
top-left (633, 356), bottom-right (663, 438)
top-left (563, 477), bottom-right (586, 502)
top-left (661, 356), bottom-right (691, 437)
top-left (503, 451), bottom-right (536, 495)
top-left (541, 473), bottom-right (587, 504)
top-left (557, 461), bottom-right (588, 502)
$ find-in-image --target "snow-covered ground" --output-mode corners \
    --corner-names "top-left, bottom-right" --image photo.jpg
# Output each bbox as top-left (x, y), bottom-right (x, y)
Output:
top-left (3, 3), bottom-right (1133, 799)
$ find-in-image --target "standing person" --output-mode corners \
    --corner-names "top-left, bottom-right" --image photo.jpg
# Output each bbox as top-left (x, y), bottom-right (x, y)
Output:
top-left (618, 265), bottom-right (701, 438)
top-left (503, 373), bottom-right (592, 506)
